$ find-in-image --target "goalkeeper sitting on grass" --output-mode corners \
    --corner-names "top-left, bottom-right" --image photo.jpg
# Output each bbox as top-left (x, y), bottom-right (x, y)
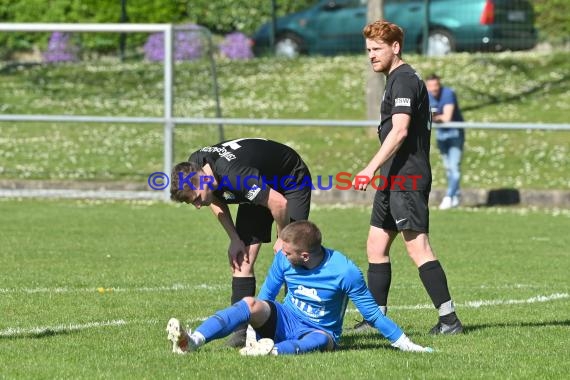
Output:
top-left (167, 221), bottom-right (433, 355)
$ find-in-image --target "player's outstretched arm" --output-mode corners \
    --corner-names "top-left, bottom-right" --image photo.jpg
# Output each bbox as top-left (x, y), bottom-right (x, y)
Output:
top-left (346, 264), bottom-right (433, 353)
top-left (257, 252), bottom-right (286, 301)
top-left (353, 113), bottom-right (410, 191)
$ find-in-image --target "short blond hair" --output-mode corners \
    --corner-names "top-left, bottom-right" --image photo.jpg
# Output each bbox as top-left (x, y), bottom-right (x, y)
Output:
top-left (280, 220), bottom-right (322, 255)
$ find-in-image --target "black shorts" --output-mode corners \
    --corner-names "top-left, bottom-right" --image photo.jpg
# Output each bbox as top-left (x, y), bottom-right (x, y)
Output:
top-left (370, 190), bottom-right (430, 233)
top-left (255, 300), bottom-right (278, 339)
top-left (236, 187), bottom-right (311, 246)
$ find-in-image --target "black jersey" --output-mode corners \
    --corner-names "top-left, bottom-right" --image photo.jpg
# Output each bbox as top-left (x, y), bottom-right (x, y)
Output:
top-left (188, 138), bottom-right (310, 205)
top-left (379, 64), bottom-right (432, 191)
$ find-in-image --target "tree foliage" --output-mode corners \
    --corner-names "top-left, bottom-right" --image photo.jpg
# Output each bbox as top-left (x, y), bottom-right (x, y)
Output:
top-left (0, 0), bottom-right (566, 56)
top-left (533, 0), bottom-right (570, 43)
top-left (0, 0), bottom-right (193, 55)
top-left (0, 0), bottom-right (315, 56)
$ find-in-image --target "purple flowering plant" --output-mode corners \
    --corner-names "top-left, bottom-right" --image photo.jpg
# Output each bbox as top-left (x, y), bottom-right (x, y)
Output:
top-left (144, 24), bottom-right (204, 62)
top-left (43, 32), bottom-right (79, 63)
top-left (219, 32), bottom-right (253, 60)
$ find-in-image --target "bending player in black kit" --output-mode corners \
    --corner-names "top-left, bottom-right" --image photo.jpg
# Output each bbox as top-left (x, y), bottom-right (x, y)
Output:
top-left (170, 138), bottom-right (312, 346)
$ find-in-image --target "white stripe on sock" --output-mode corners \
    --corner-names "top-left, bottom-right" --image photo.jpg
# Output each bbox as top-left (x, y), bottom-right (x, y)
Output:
top-left (438, 300), bottom-right (455, 316)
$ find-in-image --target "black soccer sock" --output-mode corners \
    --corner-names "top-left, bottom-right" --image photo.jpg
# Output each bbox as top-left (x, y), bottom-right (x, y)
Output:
top-left (418, 260), bottom-right (457, 322)
top-left (230, 277), bottom-right (256, 333)
top-left (367, 263), bottom-right (392, 309)
top-left (231, 277), bottom-right (256, 305)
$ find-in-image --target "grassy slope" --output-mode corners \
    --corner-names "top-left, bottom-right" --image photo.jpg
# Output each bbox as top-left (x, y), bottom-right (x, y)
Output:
top-left (0, 51), bottom-right (569, 189)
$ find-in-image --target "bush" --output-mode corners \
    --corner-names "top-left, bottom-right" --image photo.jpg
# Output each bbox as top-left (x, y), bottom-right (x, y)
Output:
top-left (185, 0), bottom-right (314, 35)
top-left (2, 0), bottom-right (566, 57)
top-left (0, 0), bottom-right (315, 57)
top-left (0, 0), bottom-right (192, 57)
top-left (533, 0), bottom-right (570, 44)
top-left (42, 32), bottom-right (80, 63)
top-left (219, 32), bottom-right (253, 60)
top-left (143, 25), bottom-right (205, 62)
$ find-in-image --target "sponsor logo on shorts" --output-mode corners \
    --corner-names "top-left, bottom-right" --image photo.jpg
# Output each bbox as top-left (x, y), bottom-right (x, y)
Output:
top-left (222, 191), bottom-right (236, 201)
top-left (245, 184), bottom-right (261, 201)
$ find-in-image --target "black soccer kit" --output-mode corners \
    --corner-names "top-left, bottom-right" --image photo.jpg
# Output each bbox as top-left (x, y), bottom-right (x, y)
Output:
top-left (371, 64), bottom-right (433, 233)
top-left (189, 138), bottom-right (312, 244)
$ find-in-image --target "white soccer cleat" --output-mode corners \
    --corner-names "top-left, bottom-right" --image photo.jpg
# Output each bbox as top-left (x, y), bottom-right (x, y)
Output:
top-left (245, 324), bottom-right (258, 347)
top-left (239, 338), bottom-right (275, 356)
top-left (166, 317), bottom-right (197, 354)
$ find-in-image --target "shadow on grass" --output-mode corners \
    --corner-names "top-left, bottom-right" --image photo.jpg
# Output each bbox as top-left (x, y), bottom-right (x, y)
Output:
top-left (462, 319), bottom-right (570, 333)
top-left (0, 328), bottom-right (77, 340)
top-left (0, 62), bottom-right (42, 75)
top-left (471, 188), bottom-right (522, 207)
top-left (459, 58), bottom-right (570, 112)
top-left (338, 319), bottom-right (570, 350)
top-left (337, 332), bottom-right (396, 351)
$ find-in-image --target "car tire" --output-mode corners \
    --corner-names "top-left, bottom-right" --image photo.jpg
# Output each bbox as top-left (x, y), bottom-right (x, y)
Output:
top-left (426, 29), bottom-right (455, 56)
top-left (274, 33), bottom-right (303, 58)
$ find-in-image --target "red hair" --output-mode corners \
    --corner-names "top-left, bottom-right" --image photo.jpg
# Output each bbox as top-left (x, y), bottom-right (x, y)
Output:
top-left (363, 20), bottom-right (404, 49)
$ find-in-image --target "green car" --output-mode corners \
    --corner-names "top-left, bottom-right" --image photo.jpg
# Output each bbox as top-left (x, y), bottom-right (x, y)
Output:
top-left (252, 0), bottom-right (537, 57)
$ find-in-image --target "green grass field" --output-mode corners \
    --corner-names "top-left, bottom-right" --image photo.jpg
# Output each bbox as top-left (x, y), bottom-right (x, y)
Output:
top-left (1, 51), bottom-right (569, 189)
top-left (1, 199), bottom-right (569, 379)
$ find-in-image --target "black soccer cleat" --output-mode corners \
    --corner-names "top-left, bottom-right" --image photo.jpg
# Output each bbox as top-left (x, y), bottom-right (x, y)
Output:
top-left (226, 328), bottom-right (248, 348)
top-left (351, 319), bottom-right (375, 333)
top-left (429, 319), bottom-right (464, 335)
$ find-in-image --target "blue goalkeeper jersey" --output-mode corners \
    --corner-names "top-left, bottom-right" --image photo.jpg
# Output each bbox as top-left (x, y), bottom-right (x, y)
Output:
top-left (258, 247), bottom-right (403, 343)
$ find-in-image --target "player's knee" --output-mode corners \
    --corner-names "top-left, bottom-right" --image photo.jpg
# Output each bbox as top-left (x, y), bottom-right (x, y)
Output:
top-left (242, 297), bottom-right (268, 314)
top-left (407, 247), bottom-right (436, 266)
top-left (248, 300), bottom-right (272, 327)
top-left (367, 236), bottom-right (390, 258)
top-left (241, 296), bottom-right (256, 310)
top-left (312, 331), bottom-right (334, 351)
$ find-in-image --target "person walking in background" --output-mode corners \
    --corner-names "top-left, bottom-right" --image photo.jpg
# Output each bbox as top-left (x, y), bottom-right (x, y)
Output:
top-left (351, 20), bottom-right (463, 335)
top-left (425, 74), bottom-right (465, 210)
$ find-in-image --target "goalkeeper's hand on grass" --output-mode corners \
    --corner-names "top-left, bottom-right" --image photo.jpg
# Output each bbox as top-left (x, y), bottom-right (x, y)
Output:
top-left (391, 333), bottom-right (434, 353)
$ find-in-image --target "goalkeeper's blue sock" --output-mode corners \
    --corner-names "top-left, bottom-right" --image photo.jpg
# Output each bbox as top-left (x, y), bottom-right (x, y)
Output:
top-left (195, 300), bottom-right (250, 342)
top-left (273, 331), bottom-right (330, 355)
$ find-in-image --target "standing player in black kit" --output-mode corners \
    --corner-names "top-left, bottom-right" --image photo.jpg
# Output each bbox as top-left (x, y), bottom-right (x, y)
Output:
top-left (352, 20), bottom-right (463, 334)
top-left (170, 138), bottom-right (312, 346)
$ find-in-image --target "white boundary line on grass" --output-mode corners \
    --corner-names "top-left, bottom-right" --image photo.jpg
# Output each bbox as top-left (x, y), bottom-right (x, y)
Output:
top-left (1, 293), bottom-right (567, 338)
top-left (0, 284), bottom-right (226, 294)
top-left (0, 283), bottom-right (550, 294)
top-left (0, 189), bottom-right (163, 200)
top-left (349, 292), bottom-right (569, 312)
